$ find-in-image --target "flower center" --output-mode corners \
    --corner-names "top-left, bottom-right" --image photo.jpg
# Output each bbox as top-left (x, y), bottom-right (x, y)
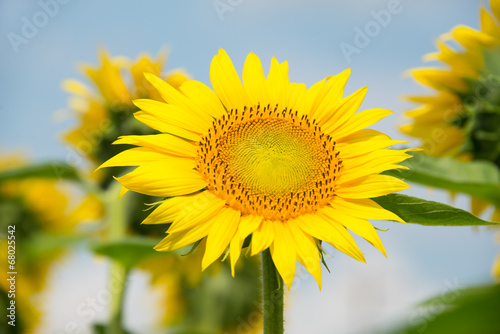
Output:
top-left (197, 105), bottom-right (342, 221)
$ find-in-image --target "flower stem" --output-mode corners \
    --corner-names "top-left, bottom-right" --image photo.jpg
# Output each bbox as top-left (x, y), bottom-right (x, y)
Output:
top-left (108, 264), bottom-right (129, 334)
top-left (106, 182), bottom-right (129, 334)
top-left (262, 249), bottom-right (284, 334)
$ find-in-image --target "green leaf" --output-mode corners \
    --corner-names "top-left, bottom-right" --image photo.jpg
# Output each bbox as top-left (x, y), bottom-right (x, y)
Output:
top-left (386, 152), bottom-right (500, 206)
top-left (389, 283), bottom-right (500, 334)
top-left (24, 233), bottom-right (88, 261)
top-left (372, 194), bottom-right (498, 226)
top-left (0, 162), bottom-right (80, 184)
top-left (93, 236), bottom-right (167, 269)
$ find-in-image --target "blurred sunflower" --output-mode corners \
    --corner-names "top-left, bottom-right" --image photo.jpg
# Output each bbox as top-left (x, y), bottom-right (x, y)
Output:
top-left (101, 49), bottom-right (411, 288)
top-left (0, 153), bottom-right (101, 334)
top-left (61, 49), bottom-right (193, 235)
top-left (401, 1), bottom-right (500, 219)
top-left (62, 48), bottom-right (189, 185)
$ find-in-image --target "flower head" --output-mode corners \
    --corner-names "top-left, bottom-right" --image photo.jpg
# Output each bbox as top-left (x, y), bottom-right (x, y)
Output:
top-left (401, 0), bottom-right (500, 162)
top-left (102, 49), bottom-right (411, 288)
top-left (62, 49), bottom-right (189, 176)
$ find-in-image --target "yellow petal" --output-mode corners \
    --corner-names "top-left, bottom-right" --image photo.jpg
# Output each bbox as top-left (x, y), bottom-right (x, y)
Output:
top-left (267, 57), bottom-right (289, 108)
top-left (130, 52), bottom-right (167, 98)
top-left (424, 37), bottom-right (483, 77)
top-left (144, 73), bottom-right (214, 123)
top-left (481, 7), bottom-right (500, 39)
top-left (326, 108), bottom-right (393, 140)
top-left (340, 149), bottom-right (412, 183)
top-left (471, 197), bottom-right (490, 217)
top-left (134, 99), bottom-right (210, 134)
top-left (165, 69), bottom-right (190, 89)
top-left (287, 220), bottom-right (322, 289)
top-left (295, 78), bottom-right (328, 116)
top-left (401, 123), bottom-right (465, 156)
top-left (155, 220), bottom-right (214, 252)
top-left (243, 52), bottom-right (269, 106)
top-left (210, 48), bottom-right (252, 111)
top-left (491, 0), bottom-right (500, 25)
top-left (68, 195), bottom-right (103, 224)
top-left (404, 103), bottom-right (462, 124)
top-left (251, 220), bottom-right (275, 255)
top-left (178, 80), bottom-right (226, 119)
top-left (410, 68), bottom-right (468, 92)
top-left (118, 186), bottom-right (129, 198)
top-left (310, 68), bottom-right (351, 123)
top-left (491, 207), bottom-right (500, 223)
top-left (113, 134), bottom-right (198, 158)
top-left (322, 206), bottom-right (386, 256)
top-left (286, 83), bottom-right (307, 112)
top-left (230, 215), bottom-right (263, 276)
top-left (115, 161), bottom-right (206, 197)
top-left (296, 214), bottom-right (365, 263)
top-left (134, 111), bottom-right (201, 142)
top-left (169, 194), bottom-right (227, 233)
top-left (319, 85), bottom-right (367, 130)
top-left (330, 197), bottom-right (405, 224)
top-left (338, 129), bottom-right (407, 158)
top-left (97, 147), bottom-right (191, 170)
top-left (337, 175), bottom-right (410, 199)
top-left (341, 149), bottom-right (411, 170)
top-left (142, 192), bottom-right (212, 225)
top-left (446, 25), bottom-right (497, 49)
top-left (202, 207), bottom-right (241, 270)
top-left (62, 79), bottom-right (92, 97)
top-left (270, 222), bottom-right (296, 288)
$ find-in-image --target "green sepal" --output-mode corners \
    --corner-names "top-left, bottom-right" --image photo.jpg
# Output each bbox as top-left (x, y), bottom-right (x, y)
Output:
top-left (183, 239), bottom-right (203, 256)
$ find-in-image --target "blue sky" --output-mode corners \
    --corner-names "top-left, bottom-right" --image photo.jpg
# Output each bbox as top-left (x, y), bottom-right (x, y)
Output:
top-left (1, 0), bottom-right (497, 333)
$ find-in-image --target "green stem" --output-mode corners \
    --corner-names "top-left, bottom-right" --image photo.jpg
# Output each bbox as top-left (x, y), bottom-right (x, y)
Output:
top-left (106, 182), bottom-right (129, 334)
top-left (262, 249), bottom-right (284, 334)
top-left (108, 264), bottom-right (129, 334)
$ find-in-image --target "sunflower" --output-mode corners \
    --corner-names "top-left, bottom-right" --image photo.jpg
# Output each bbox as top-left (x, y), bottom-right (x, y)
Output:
top-left (101, 49), bottom-right (411, 288)
top-left (401, 1), bottom-right (500, 217)
top-left (62, 49), bottom-right (189, 177)
top-left (401, 0), bottom-right (500, 161)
